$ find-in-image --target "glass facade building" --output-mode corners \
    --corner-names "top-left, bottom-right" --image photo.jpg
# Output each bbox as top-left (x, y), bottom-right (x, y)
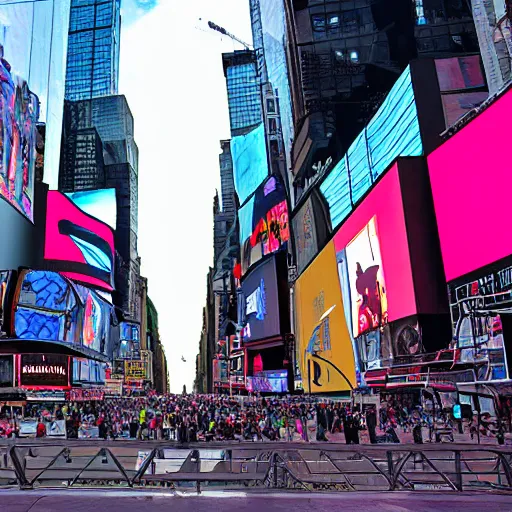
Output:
top-left (223, 51), bottom-right (262, 136)
top-left (0, 0), bottom-right (71, 190)
top-left (65, 0), bottom-right (121, 101)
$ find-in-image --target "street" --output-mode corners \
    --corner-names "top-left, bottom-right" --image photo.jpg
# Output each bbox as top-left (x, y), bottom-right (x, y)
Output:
top-left (1, 490), bottom-right (512, 512)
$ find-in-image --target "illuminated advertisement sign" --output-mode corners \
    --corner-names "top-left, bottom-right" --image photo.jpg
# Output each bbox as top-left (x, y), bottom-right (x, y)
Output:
top-left (0, 58), bottom-right (39, 221)
top-left (65, 188), bottom-right (117, 230)
top-left (14, 270), bottom-right (80, 344)
top-left (344, 217), bottom-right (388, 337)
top-left (125, 360), bottom-right (146, 380)
top-left (295, 241), bottom-right (356, 393)
top-left (241, 256), bottom-right (281, 343)
top-left (333, 165), bottom-right (415, 324)
top-left (77, 286), bottom-right (111, 354)
top-left (19, 354), bottom-right (70, 388)
top-left (240, 176), bottom-right (289, 275)
top-left (0, 270), bottom-right (13, 336)
top-left (44, 191), bottom-right (115, 291)
top-left (449, 264), bottom-right (511, 381)
top-left (428, 89), bottom-right (512, 282)
top-left (246, 370), bottom-right (288, 393)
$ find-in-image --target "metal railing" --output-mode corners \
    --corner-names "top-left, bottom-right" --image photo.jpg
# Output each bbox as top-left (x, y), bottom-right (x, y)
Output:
top-left (0, 440), bottom-right (511, 493)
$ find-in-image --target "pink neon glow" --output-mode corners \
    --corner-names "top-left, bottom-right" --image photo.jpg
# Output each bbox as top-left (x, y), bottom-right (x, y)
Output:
top-left (333, 165), bottom-right (416, 322)
top-left (44, 191), bottom-right (115, 291)
top-left (428, 89), bottom-right (512, 282)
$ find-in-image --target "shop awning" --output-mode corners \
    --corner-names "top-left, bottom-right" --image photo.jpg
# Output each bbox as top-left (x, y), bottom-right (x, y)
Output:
top-left (0, 339), bottom-right (109, 362)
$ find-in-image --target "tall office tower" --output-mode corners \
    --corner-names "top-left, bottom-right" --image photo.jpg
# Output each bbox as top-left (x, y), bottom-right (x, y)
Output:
top-left (65, 0), bottom-right (121, 101)
top-left (0, 0), bottom-right (71, 189)
top-left (285, 0), bottom-right (480, 203)
top-left (219, 140), bottom-right (236, 217)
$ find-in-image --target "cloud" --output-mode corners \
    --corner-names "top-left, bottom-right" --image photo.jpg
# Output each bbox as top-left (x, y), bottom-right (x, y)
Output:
top-left (121, 0), bottom-right (159, 26)
top-left (119, 0), bottom-right (252, 392)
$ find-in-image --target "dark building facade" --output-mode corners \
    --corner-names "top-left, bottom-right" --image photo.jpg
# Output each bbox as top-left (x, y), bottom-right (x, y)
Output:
top-left (65, 0), bottom-right (121, 101)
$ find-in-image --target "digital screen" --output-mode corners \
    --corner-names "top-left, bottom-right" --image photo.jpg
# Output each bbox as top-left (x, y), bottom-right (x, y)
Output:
top-left (0, 57), bottom-right (39, 221)
top-left (333, 165), bottom-right (416, 324)
top-left (44, 191), bottom-right (115, 291)
top-left (428, 89), bottom-right (512, 281)
top-left (240, 176), bottom-right (289, 275)
top-left (344, 217), bottom-right (388, 337)
top-left (19, 354), bottom-right (69, 388)
top-left (231, 122), bottom-right (269, 206)
top-left (65, 188), bottom-right (117, 229)
top-left (0, 270), bottom-right (12, 336)
top-left (294, 241), bottom-right (356, 393)
top-left (241, 257), bottom-right (280, 342)
top-left (320, 65), bottom-right (422, 230)
top-left (14, 270), bottom-right (80, 343)
top-left (246, 370), bottom-right (288, 393)
top-left (293, 197), bottom-right (318, 275)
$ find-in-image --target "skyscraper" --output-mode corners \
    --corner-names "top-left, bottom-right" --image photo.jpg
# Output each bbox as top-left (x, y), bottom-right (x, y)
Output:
top-left (65, 0), bottom-right (121, 101)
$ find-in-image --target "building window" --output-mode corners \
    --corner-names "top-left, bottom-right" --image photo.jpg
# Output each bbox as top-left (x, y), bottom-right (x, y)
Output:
top-left (350, 51), bottom-right (359, 64)
top-left (266, 98), bottom-right (276, 113)
top-left (268, 117), bottom-right (278, 134)
top-left (327, 14), bottom-right (340, 29)
top-left (312, 15), bottom-right (326, 32)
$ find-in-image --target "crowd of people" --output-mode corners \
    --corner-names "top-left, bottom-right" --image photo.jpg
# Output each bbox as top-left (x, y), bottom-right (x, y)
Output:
top-left (0, 391), bottom-right (504, 445)
top-left (0, 392), bottom-right (498, 444)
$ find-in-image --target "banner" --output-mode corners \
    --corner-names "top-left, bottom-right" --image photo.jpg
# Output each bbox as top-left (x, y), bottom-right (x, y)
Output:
top-left (104, 379), bottom-right (123, 396)
top-left (46, 420), bottom-right (66, 438)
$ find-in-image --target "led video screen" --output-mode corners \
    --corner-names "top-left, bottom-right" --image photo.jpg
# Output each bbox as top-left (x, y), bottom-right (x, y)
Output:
top-left (294, 241), bottom-right (356, 393)
top-left (0, 58), bottom-right (39, 221)
top-left (246, 370), bottom-right (288, 393)
top-left (231, 123), bottom-right (269, 206)
top-left (44, 191), bottom-right (115, 291)
top-left (320, 65), bottom-right (422, 231)
top-left (241, 257), bottom-right (281, 343)
top-left (65, 188), bottom-right (117, 229)
top-left (333, 165), bottom-right (416, 325)
top-left (14, 270), bottom-right (80, 344)
top-left (19, 354), bottom-right (70, 388)
top-left (428, 89), bottom-right (512, 282)
top-left (239, 176), bottom-right (290, 274)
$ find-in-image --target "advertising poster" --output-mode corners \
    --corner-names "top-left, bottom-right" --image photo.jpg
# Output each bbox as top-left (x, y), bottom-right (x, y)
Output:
top-left (78, 424), bottom-right (99, 439)
top-left (125, 360), bottom-right (146, 380)
top-left (14, 270), bottom-right (80, 344)
top-left (344, 216), bottom-right (388, 337)
top-left (46, 420), bottom-right (66, 438)
top-left (241, 256), bottom-right (281, 343)
top-left (0, 59), bottom-right (39, 221)
top-left (19, 354), bottom-right (70, 388)
top-left (294, 241), bottom-right (356, 393)
top-left (44, 191), bottom-right (115, 291)
top-left (19, 420), bottom-right (37, 438)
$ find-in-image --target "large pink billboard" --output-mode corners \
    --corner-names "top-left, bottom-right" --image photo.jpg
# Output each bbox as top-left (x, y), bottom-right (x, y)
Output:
top-left (428, 89), bottom-right (512, 282)
top-left (333, 165), bottom-right (416, 323)
top-left (44, 191), bottom-right (115, 291)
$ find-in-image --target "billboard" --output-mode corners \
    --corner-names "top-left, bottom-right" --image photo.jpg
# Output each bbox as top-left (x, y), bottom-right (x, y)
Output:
top-left (125, 360), bottom-right (146, 381)
top-left (0, 57), bottom-right (39, 221)
top-left (428, 88), bottom-right (512, 282)
top-left (239, 176), bottom-right (289, 275)
top-left (333, 165), bottom-right (415, 324)
top-left (18, 354), bottom-right (70, 388)
top-left (44, 191), bottom-right (115, 291)
top-left (231, 122), bottom-right (269, 206)
top-left (241, 257), bottom-right (281, 343)
top-left (344, 217), bottom-right (388, 338)
top-left (65, 188), bottom-right (117, 230)
top-left (14, 270), bottom-right (80, 343)
top-left (246, 370), bottom-right (288, 393)
top-left (294, 241), bottom-right (356, 393)
top-left (320, 65), bottom-right (422, 231)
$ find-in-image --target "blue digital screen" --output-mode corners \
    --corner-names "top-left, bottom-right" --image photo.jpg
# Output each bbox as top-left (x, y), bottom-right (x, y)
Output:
top-left (231, 123), bottom-right (269, 206)
top-left (65, 188), bottom-right (117, 229)
top-left (320, 66), bottom-right (422, 230)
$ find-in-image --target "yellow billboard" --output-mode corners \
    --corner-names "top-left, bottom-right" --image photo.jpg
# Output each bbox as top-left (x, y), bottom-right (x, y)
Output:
top-left (294, 241), bottom-right (356, 393)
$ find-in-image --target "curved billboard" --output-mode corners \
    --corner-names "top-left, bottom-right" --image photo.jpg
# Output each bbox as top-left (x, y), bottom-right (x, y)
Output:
top-left (44, 191), bottom-right (115, 291)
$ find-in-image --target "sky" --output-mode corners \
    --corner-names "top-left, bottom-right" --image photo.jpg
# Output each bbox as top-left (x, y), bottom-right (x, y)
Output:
top-left (119, 0), bottom-right (252, 392)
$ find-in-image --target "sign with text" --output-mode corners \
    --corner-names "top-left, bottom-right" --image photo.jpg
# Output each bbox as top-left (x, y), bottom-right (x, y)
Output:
top-left (19, 354), bottom-right (70, 388)
top-left (125, 360), bottom-right (146, 380)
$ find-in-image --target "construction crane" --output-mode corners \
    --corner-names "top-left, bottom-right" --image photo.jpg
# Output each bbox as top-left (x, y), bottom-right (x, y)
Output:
top-left (205, 20), bottom-right (253, 50)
